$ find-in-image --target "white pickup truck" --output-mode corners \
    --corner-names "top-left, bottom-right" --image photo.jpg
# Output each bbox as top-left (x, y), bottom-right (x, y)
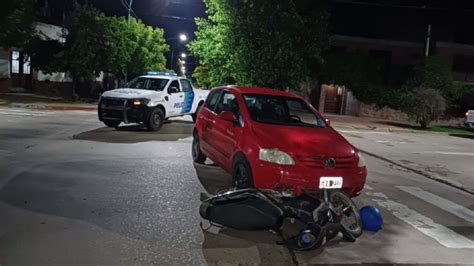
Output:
top-left (98, 72), bottom-right (209, 131)
top-left (465, 110), bottom-right (474, 128)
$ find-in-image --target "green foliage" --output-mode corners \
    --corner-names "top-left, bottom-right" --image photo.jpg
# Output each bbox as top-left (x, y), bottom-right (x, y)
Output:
top-left (58, 5), bottom-right (168, 81)
top-left (0, 0), bottom-right (36, 49)
top-left (192, 65), bottom-right (212, 88)
top-left (403, 88), bottom-right (446, 129)
top-left (189, 0), bottom-right (329, 90)
top-left (126, 18), bottom-right (169, 79)
top-left (403, 56), bottom-right (453, 95)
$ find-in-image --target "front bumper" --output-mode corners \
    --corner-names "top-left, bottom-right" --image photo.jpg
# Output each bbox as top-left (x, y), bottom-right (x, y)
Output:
top-left (252, 161), bottom-right (367, 197)
top-left (98, 98), bottom-right (147, 123)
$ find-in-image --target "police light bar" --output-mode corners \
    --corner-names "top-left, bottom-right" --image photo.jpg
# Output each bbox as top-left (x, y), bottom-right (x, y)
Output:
top-left (146, 71), bottom-right (178, 76)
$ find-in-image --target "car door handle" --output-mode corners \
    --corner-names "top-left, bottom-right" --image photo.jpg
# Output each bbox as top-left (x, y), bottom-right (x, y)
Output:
top-left (179, 95), bottom-right (184, 98)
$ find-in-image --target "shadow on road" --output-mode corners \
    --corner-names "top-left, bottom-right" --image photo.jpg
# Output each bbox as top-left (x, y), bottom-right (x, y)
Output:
top-left (72, 120), bottom-right (194, 143)
top-left (193, 162), bottom-right (233, 194)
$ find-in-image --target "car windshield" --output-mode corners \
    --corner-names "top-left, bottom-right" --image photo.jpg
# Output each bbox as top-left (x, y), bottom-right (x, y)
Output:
top-left (243, 94), bottom-right (326, 128)
top-left (124, 77), bottom-right (169, 91)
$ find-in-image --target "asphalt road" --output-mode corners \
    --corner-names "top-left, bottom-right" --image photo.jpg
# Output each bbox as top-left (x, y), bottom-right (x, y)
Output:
top-left (0, 107), bottom-right (473, 265)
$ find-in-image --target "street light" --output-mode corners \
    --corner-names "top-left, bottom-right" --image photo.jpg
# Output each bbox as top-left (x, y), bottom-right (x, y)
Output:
top-left (169, 33), bottom-right (188, 69)
top-left (181, 53), bottom-right (187, 58)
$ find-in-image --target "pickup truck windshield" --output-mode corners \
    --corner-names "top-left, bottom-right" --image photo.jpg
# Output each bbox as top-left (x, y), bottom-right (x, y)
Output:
top-left (243, 94), bottom-right (326, 128)
top-left (125, 77), bottom-right (169, 91)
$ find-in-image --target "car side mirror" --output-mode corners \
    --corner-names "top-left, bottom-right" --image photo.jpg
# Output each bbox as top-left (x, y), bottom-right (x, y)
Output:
top-left (324, 118), bottom-right (331, 126)
top-left (219, 111), bottom-right (238, 123)
top-left (168, 86), bottom-right (179, 94)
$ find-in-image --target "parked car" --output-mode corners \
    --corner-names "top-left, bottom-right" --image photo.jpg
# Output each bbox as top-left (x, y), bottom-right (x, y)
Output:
top-left (465, 110), bottom-right (474, 128)
top-left (98, 72), bottom-right (209, 131)
top-left (192, 86), bottom-right (367, 197)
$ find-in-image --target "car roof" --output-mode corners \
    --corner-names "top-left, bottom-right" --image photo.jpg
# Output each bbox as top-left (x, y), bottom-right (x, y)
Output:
top-left (216, 85), bottom-right (301, 98)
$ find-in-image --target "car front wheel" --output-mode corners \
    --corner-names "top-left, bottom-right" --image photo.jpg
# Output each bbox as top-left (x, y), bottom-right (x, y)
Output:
top-left (232, 155), bottom-right (254, 188)
top-left (192, 131), bottom-right (207, 163)
top-left (146, 108), bottom-right (164, 131)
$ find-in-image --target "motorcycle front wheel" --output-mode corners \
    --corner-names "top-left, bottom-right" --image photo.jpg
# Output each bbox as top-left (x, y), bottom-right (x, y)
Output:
top-left (330, 191), bottom-right (363, 238)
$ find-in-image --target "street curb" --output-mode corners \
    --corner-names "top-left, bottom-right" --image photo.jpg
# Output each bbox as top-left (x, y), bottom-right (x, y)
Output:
top-left (361, 149), bottom-right (474, 195)
top-left (9, 103), bottom-right (97, 111)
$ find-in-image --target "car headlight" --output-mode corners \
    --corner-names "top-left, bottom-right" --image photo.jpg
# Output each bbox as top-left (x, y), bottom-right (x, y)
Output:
top-left (357, 151), bottom-right (366, 167)
top-left (131, 98), bottom-right (150, 106)
top-left (259, 148), bottom-right (295, 165)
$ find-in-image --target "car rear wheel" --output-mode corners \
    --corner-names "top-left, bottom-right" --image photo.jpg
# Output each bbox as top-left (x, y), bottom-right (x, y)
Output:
top-left (103, 120), bottom-right (120, 128)
top-left (146, 108), bottom-right (164, 131)
top-left (232, 155), bottom-right (254, 188)
top-left (192, 132), bottom-right (207, 164)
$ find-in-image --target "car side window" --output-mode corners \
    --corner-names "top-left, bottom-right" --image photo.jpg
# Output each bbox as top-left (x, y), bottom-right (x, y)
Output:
top-left (180, 79), bottom-right (193, 92)
top-left (205, 89), bottom-right (222, 112)
top-left (168, 80), bottom-right (181, 93)
top-left (215, 92), bottom-right (239, 116)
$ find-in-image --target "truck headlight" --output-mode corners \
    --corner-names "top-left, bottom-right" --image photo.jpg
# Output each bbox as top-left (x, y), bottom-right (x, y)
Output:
top-left (259, 148), bottom-right (295, 165)
top-left (131, 98), bottom-right (149, 106)
top-left (357, 151), bottom-right (366, 167)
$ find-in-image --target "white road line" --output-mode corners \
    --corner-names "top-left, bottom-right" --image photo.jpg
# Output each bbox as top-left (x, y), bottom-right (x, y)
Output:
top-left (0, 110), bottom-right (52, 117)
top-left (367, 191), bottom-right (474, 249)
top-left (397, 186), bottom-right (474, 223)
top-left (420, 151), bottom-right (474, 156)
top-left (372, 197), bottom-right (474, 249)
top-left (339, 130), bottom-right (391, 134)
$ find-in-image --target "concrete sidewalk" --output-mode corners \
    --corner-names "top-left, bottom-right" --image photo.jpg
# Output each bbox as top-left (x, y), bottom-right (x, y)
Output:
top-left (325, 113), bottom-right (415, 133)
top-left (0, 93), bottom-right (97, 111)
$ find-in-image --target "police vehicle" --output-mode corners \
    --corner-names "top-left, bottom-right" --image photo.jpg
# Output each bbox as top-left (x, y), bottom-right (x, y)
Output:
top-left (98, 72), bottom-right (209, 131)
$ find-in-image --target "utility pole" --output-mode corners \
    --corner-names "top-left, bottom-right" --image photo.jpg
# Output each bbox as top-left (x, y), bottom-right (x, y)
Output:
top-left (124, 0), bottom-right (133, 83)
top-left (425, 24), bottom-right (431, 57)
top-left (128, 0), bottom-right (133, 25)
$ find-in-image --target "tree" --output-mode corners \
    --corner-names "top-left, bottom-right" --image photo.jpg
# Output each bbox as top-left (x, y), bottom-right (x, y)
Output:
top-left (0, 0), bottom-right (36, 49)
top-left (126, 17), bottom-right (169, 79)
top-left (404, 88), bottom-right (446, 129)
top-left (58, 4), bottom-right (168, 95)
top-left (192, 65), bottom-right (212, 88)
top-left (189, 0), bottom-right (329, 90)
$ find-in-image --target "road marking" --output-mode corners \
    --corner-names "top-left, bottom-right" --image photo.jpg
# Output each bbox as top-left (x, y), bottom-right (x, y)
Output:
top-left (367, 191), bottom-right (474, 249)
top-left (372, 197), bottom-right (474, 249)
top-left (339, 130), bottom-right (391, 135)
top-left (421, 151), bottom-right (474, 156)
top-left (397, 186), bottom-right (474, 223)
top-left (0, 109), bottom-right (54, 117)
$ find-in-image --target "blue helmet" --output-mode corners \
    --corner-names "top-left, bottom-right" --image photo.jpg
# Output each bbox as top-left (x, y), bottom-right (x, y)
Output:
top-left (360, 206), bottom-right (383, 232)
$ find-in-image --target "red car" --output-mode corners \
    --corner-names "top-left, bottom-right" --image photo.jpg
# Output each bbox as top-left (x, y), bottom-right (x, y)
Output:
top-left (192, 86), bottom-right (367, 197)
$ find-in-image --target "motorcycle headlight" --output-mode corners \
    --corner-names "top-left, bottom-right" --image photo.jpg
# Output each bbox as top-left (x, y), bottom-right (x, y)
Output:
top-left (259, 148), bottom-right (295, 165)
top-left (357, 151), bottom-right (366, 167)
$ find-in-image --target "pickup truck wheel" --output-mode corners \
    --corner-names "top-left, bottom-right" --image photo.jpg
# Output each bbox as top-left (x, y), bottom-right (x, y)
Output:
top-left (146, 108), bottom-right (164, 131)
top-left (191, 102), bottom-right (204, 123)
top-left (192, 131), bottom-right (206, 163)
top-left (103, 120), bottom-right (120, 128)
top-left (232, 155), bottom-right (254, 188)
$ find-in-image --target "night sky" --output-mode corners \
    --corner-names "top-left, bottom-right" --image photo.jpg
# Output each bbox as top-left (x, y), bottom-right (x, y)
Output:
top-left (89, 0), bottom-right (206, 72)
top-left (36, 0), bottom-right (474, 74)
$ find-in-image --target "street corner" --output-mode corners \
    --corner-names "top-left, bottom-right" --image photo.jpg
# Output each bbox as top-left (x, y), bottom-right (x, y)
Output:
top-left (72, 119), bottom-right (194, 143)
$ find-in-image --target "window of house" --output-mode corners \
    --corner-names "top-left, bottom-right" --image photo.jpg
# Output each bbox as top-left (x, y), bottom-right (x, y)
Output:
top-left (23, 55), bottom-right (31, 74)
top-left (11, 51), bottom-right (20, 74)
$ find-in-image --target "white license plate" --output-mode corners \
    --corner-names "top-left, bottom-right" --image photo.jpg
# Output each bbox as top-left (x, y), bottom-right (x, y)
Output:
top-left (319, 177), bottom-right (343, 189)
